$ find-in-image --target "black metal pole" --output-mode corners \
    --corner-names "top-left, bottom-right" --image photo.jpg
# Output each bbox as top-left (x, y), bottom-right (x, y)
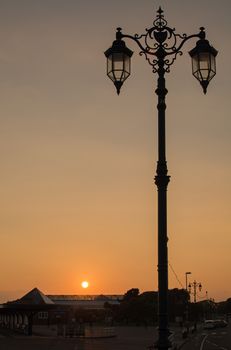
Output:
top-left (154, 56), bottom-right (170, 350)
top-left (105, 9), bottom-right (216, 350)
top-left (194, 282), bottom-right (197, 303)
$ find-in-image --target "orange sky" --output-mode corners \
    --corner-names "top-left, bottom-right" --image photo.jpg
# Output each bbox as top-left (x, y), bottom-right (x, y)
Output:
top-left (0, 0), bottom-right (230, 303)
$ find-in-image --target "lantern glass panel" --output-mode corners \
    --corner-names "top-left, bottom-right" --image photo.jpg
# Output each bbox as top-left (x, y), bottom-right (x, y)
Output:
top-left (192, 55), bottom-right (200, 79)
top-left (209, 54), bottom-right (216, 81)
top-left (124, 55), bottom-right (130, 74)
top-left (112, 53), bottom-right (124, 72)
top-left (113, 69), bottom-right (123, 81)
top-left (108, 69), bottom-right (123, 82)
top-left (198, 52), bottom-right (210, 70)
top-left (107, 54), bottom-right (113, 74)
top-left (108, 52), bottom-right (131, 83)
top-left (199, 68), bottom-right (209, 81)
top-left (107, 53), bottom-right (124, 83)
top-left (199, 52), bottom-right (212, 81)
top-left (210, 54), bottom-right (216, 71)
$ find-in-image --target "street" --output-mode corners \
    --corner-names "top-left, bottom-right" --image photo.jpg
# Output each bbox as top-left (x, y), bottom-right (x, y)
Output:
top-left (182, 323), bottom-right (231, 350)
top-left (1, 324), bottom-right (230, 350)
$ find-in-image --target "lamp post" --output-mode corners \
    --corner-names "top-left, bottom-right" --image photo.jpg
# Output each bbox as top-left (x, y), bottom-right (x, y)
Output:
top-left (185, 272), bottom-right (191, 329)
top-left (188, 280), bottom-right (202, 303)
top-left (104, 7), bottom-right (217, 350)
top-left (185, 272), bottom-right (192, 292)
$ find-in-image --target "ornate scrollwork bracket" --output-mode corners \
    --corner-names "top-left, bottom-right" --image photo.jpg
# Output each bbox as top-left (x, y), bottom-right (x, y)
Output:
top-left (116, 7), bottom-right (205, 74)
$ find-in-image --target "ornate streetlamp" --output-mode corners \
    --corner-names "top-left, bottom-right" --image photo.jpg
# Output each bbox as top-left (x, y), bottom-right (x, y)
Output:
top-left (104, 7), bottom-right (217, 350)
top-left (185, 271), bottom-right (192, 329)
top-left (189, 280), bottom-right (202, 303)
top-left (185, 272), bottom-right (192, 292)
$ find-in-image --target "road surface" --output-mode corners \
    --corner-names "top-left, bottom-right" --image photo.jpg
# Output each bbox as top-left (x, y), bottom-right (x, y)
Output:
top-left (182, 323), bottom-right (231, 350)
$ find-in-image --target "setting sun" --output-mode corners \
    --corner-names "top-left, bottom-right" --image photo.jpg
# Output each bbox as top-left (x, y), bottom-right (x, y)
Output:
top-left (81, 281), bottom-right (89, 289)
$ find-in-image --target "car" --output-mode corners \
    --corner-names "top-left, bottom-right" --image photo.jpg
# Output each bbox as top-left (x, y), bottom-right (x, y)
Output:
top-left (214, 319), bottom-right (228, 328)
top-left (203, 319), bottom-right (228, 329)
top-left (203, 320), bottom-right (216, 329)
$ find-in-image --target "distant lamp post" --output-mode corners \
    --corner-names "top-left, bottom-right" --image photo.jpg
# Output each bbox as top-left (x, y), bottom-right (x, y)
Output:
top-left (189, 280), bottom-right (202, 303)
top-left (185, 272), bottom-right (191, 331)
top-left (185, 272), bottom-right (192, 292)
top-left (104, 7), bottom-right (217, 350)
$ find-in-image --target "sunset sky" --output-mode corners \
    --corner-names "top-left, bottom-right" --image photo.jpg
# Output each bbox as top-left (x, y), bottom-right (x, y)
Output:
top-left (0, 0), bottom-right (230, 303)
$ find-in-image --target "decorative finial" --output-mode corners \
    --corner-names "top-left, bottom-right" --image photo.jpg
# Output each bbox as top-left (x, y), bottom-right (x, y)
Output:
top-left (154, 6), bottom-right (166, 29)
top-left (114, 81), bottom-right (123, 95)
top-left (199, 27), bottom-right (206, 40)
top-left (157, 7), bottom-right (164, 19)
top-left (116, 27), bottom-right (123, 40)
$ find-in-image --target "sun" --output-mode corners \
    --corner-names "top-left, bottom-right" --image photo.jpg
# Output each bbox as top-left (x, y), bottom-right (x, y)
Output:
top-left (81, 281), bottom-right (89, 289)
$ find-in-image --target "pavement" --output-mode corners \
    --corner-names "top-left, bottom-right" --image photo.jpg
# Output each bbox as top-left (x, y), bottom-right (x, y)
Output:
top-left (0, 324), bottom-right (203, 350)
top-left (175, 324), bottom-right (203, 349)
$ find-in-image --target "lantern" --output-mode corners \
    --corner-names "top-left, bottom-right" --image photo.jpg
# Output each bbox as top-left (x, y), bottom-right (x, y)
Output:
top-left (189, 39), bottom-right (218, 94)
top-left (105, 38), bottom-right (133, 95)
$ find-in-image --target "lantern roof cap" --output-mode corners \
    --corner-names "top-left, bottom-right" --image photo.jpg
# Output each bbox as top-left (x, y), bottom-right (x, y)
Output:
top-left (104, 39), bottom-right (133, 58)
top-left (189, 38), bottom-right (218, 57)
